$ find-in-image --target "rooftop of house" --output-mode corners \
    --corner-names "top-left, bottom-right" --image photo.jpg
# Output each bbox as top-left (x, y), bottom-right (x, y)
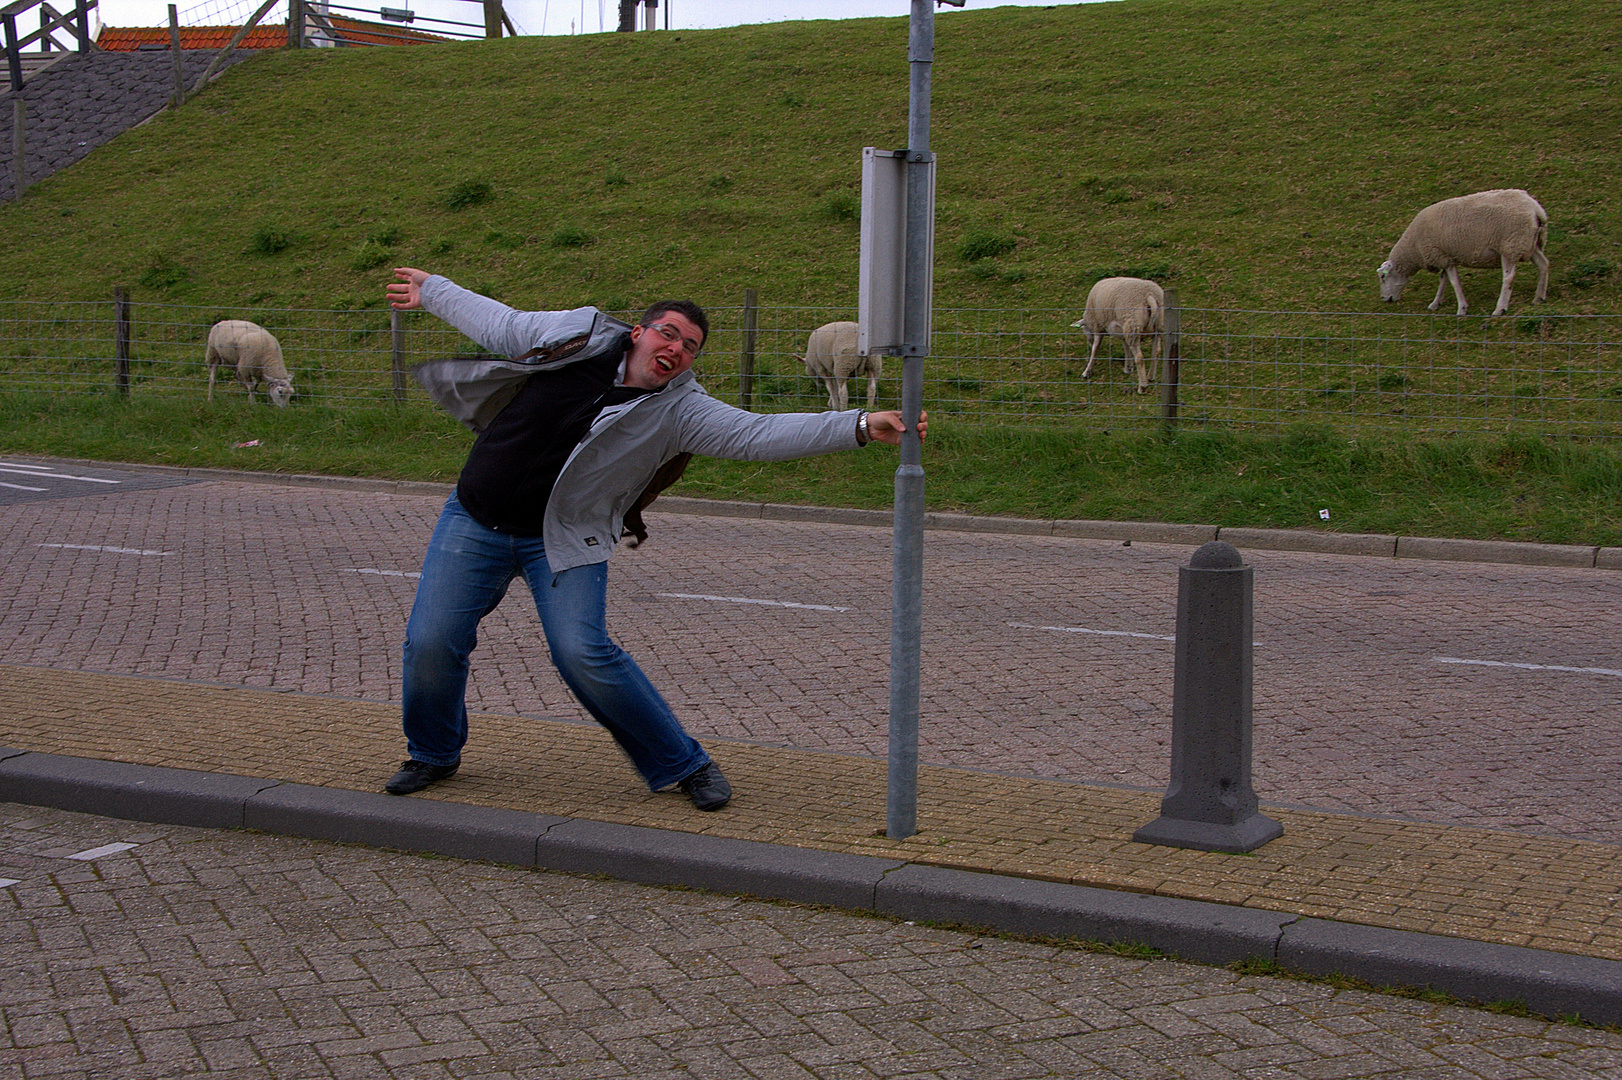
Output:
top-left (96, 16), bottom-right (450, 51)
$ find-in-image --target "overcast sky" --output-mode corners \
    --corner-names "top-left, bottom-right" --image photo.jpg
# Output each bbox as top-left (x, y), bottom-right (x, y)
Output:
top-left (96, 0), bottom-right (1112, 36)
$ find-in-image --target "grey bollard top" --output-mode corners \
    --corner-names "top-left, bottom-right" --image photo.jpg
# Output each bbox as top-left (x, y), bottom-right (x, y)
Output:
top-left (1133, 541), bottom-right (1283, 853)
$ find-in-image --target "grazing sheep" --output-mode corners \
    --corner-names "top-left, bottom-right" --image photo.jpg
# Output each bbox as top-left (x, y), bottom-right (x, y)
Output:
top-left (1377, 189), bottom-right (1550, 316)
top-left (1072, 277), bottom-right (1164, 394)
top-left (795, 321), bottom-right (881, 411)
top-left (207, 320), bottom-right (294, 407)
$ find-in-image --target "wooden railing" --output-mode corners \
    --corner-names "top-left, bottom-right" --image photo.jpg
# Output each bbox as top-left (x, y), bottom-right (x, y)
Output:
top-left (2, 0), bottom-right (96, 92)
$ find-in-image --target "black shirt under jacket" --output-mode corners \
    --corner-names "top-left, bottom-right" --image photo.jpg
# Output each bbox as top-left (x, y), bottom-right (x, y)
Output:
top-left (455, 347), bottom-right (650, 536)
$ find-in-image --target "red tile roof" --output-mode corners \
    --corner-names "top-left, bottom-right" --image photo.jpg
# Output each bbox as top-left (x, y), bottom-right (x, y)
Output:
top-left (97, 17), bottom-right (450, 51)
top-left (98, 25), bottom-right (288, 50)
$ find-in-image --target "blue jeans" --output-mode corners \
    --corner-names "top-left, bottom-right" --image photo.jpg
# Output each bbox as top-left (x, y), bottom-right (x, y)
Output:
top-left (401, 494), bottom-right (710, 791)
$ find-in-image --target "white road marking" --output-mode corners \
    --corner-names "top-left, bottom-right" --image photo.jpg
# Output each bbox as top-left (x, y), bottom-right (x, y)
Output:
top-left (1011, 622), bottom-right (1175, 642)
top-left (343, 568), bottom-right (422, 579)
top-left (1435, 657), bottom-right (1622, 678)
top-left (1, 482), bottom-right (47, 492)
top-left (38, 543), bottom-right (172, 556)
top-left (657, 592), bottom-right (852, 613)
top-left (65, 842), bottom-right (138, 861)
top-left (0, 465), bottom-right (120, 484)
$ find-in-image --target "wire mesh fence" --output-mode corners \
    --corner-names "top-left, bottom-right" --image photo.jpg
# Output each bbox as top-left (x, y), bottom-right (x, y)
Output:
top-left (1, 298), bottom-right (1618, 438)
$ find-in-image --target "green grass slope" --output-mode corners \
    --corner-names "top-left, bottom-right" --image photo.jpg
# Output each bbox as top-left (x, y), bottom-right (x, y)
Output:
top-left (1, 0), bottom-right (1617, 315)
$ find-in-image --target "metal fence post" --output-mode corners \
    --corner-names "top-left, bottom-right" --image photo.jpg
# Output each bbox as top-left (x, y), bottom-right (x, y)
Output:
top-left (168, 5), bottom-right (185, 107)
top-left (739, 288), bottom-right (756, 411)
top-left (1159, 287), bottom-right (1180, 431)
top-left (9, 98), bottom-right (23, 198)
top-left (390, 308), bottom-right (407, 404)
top-left (114, 287), bottom-right (132, 398)
top-left (1133, 541), bottom-right (1282, 853)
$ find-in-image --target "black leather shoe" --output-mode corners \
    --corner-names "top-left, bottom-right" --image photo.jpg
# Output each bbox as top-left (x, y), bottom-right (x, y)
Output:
top-left (678, 762), bottom-right (732, 811)
top-left (385, 759), bottom-right (459, 795)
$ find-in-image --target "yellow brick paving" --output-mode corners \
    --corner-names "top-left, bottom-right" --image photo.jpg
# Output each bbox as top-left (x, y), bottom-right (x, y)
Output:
top-left (2, 661), bottom-right (1617, 963)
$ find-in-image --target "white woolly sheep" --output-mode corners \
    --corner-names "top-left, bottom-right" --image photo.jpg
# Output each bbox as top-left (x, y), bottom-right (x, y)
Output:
top-left (795, 321), bottom-right (881, 411)
top-left (1072, 277), bottom-right (1164, 394)
top-left (1377, 189), bottom-right (1550, 316)
top-left (207, 320), bottom-right (294, 407)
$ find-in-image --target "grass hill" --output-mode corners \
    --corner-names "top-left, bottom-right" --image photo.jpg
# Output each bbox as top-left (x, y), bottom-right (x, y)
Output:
top-left (1, 0), bottom-right (1619, 545)
top-left (0, 0), bottom-right (1616, 314)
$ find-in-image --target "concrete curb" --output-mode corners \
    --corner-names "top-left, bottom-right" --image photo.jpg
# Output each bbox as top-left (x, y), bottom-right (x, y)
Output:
top-left (655, 497), bottom-right (1615, 570)
top-left (10, 455), bottom-right (1617, 570)
top-left (2, 748), bottom-right (1616, 1025)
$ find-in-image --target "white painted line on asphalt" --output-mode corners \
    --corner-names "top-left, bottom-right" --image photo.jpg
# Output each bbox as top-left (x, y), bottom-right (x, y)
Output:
top-left (38, 543), bottom-right (172, 556)
top-left (0, 466), bottom-right (120, 484)
top-left (343, 568), bottom-right (422, 579)
top-left (0, 878), bottom-right (19, 889)
top-left (1010, 622), bottom-right (1176, 642)
top-left (64, 843), bottom-right (138, 861)
top-left (657, 592), bottom-right (853, 613)
top-left (1435, 656), bottom-right (1622, 678)
top-left (1, 481), bottom-right (47, 492)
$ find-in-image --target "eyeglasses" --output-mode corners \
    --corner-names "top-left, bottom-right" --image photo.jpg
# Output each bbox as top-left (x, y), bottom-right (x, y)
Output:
top-left (646, 322), bottom-right (702, 359)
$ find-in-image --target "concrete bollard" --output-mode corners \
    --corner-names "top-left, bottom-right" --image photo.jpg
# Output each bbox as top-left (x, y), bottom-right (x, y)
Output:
top-left (1133, 540), bottom-right (1282, 853)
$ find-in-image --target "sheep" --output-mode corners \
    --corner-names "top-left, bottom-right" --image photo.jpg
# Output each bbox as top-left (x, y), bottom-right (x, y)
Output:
top-left (1377, 189), bottom-right (1550, 316)
top-left (795, 321), bottom-right (881, 411)
top-left (206, 320), bottom-right (294, 407)
top-left (1072, 277), bottom-right (1164, 394)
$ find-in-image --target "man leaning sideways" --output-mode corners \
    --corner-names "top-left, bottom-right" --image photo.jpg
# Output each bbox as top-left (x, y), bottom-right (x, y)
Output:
top-left (383, 267), bottom-right (925, 811)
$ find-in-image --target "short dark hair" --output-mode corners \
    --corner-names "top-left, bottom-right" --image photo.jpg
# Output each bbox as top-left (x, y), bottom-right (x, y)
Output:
top-left (640, 300), bottom-right (709, 348)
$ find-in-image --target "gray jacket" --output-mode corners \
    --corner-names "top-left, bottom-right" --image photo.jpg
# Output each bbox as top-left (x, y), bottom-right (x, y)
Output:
top-left (412, 275), bottom-right (863, 572)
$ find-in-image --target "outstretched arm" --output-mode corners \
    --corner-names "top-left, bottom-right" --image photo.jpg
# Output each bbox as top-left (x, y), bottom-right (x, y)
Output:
top-left (864, 410), bottom-right (928, 446)
top-left (385, 269), bottom-right (578, 358)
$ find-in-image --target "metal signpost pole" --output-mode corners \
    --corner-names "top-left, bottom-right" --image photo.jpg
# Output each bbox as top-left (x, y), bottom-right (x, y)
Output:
top-left (886, 0), bottom-right (934, 840)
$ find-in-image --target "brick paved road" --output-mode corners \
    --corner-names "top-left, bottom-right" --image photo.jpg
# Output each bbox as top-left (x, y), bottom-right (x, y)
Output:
top-left (0, 466), bottom-right (1617, 842)
top-left (4, 801), bottom-right (1619, 1079)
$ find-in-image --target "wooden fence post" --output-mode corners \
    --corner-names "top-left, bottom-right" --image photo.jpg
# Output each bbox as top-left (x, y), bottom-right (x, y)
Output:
top-left (168, 5), bottom-right (185, 107)
top-left (4, 11), bottom-right (22, 94)
top-left (114, 287), bottom-right (132, 398)
top-left (739, 288), bottom-right (757, 411)
top-left (1159, 287), bottom-right (1181, 431)
top-left (390, 308), bottom-right (407, 404)
top-left (483, 0), bottom-right (502, 37)
top-left (192, 0), bottom-right (279, 96)
top-left (9, 98), bottom-right (23, 198)
top-left (288, 0), bottom-right (304, 48)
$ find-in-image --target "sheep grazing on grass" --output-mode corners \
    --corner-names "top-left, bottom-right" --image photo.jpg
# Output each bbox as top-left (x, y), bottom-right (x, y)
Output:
top-left (1377, 189), bottom-right (1550, 316)
top-left (207, 320), bottom-right (294, 407)
top-left (1073, 277), bottom-right (1165, 394)
top-left (796, 321), bottom-right (881, 411)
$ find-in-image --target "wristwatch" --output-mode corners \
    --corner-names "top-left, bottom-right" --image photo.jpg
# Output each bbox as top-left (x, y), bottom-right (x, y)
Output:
top-left (856, 411), bottom-right (870, 445)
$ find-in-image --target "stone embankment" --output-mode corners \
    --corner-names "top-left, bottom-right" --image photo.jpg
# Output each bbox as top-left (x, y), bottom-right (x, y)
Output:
top-left (2, 47), bottom-right (255, 201)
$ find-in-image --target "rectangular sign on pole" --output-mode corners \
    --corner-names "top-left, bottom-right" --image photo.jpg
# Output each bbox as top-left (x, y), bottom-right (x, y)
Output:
top-left (858, 148), bottom-right (934, 357)
top-left (858, 147), bottom-right (906, 356)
